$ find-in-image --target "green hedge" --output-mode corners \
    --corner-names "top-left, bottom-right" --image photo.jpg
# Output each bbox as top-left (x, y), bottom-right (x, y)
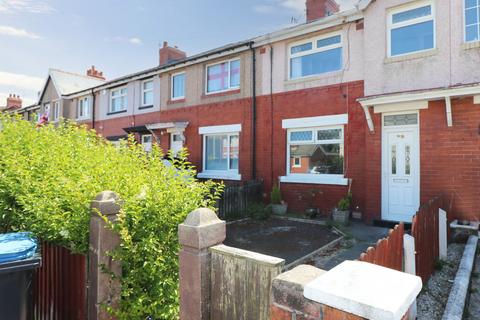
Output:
top-left (0, 115), bottom-right (222, 319)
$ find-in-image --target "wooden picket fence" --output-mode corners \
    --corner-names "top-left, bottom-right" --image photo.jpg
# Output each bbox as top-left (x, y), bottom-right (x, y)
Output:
top-left (33, 242), bottom-right (87, 320)
top-left (359, 223), bottom-right (404, 272)
top-left (411, 195), bottom-right (447, 283)
top-left (359, 194), bottom-right (450, 284)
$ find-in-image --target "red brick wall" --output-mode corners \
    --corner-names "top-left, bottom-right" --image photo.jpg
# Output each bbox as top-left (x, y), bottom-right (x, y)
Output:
top-left (420, 98), bottom-right (480, 221)
top-left (255, 81), bottom-right (366, 216)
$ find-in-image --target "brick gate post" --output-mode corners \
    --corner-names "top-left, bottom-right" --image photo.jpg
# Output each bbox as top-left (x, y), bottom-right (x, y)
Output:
top-left (178, 208), bottom-right (226, 320)
top-left (88, 191), bottom-right (122, 320)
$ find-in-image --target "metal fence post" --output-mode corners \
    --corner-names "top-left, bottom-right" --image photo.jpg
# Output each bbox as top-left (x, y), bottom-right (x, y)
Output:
top-left (88, 191), bottom-right (122, 320)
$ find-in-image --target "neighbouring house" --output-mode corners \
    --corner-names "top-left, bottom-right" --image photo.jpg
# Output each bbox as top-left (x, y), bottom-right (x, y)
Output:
top-left (14, 67), bottom-right (106, 124)
top-left (20, 0), bottom-right (480, 225)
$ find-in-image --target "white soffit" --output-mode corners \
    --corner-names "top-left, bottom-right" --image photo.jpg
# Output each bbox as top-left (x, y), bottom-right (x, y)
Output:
top-left (199, 124), bottom-right (242, 134)
top-left (373, 100), bottom-right (429, 114)
top-left (282, 114), bottom-right (348, 129)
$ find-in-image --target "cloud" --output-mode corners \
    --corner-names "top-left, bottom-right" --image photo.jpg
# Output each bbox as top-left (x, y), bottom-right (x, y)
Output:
top-left (105, 36), bottom-right (143, 46)
top-left (0, 71), bottom-right (44, 91)
top-left (128, 37), bottom-right (142, 45)
top-left (0, 0), bottom-right (55, 14)
top-left (0, 25), bottom-right (41, 39)
top-left (253, 4), bottom-right (276, 14)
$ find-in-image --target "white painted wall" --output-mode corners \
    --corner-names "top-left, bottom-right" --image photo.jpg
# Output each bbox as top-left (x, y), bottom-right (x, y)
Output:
top-left (96, 75), bottom-right (161, 121)
top-left (257, 22), bottom-right (364, 96)
top-left (363, 0), bottom-right (480, 96)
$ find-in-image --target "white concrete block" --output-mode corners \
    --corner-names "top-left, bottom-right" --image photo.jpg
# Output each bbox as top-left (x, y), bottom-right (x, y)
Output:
top-left (303, 260), bottom-right (422, 320)
top-left (403, 234), bottom-right (417, 320)
top-left (439, 209), bottom-right (448, 259)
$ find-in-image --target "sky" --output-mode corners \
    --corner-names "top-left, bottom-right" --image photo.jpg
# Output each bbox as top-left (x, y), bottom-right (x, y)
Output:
top-left (0, 0), bottom-right (357, 107)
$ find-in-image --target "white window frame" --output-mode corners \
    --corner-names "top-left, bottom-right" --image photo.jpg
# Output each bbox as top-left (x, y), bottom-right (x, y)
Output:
top-left (52, 101), bottom-right (60, 122)
top-left (109, 87), bottom-right (128, 113)
top-left (280, 115), bottom-right (348, 185)
top-left (141, 79), bottom-right (154, 107)
top-left (141, 134), bottom-right (153, 152)
top-left (464, 0), bottom-right (480, 43)
top-left (77, 97), bottom-right (90, 120)
top-left (288, 31), bottom-right (343, 80)
top-left (205, 58), bottom-right (241, 94)
top-left (387, 1), bottom-right (436, 57)
top-left (198, 124), bottom-right (241, 181)
top-left (171, 72), bottom-right (186, 100)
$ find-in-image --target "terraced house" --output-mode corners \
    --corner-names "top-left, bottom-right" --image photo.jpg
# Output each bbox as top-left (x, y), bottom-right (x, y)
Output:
top-left (14, 0), bottom-right (480, 225)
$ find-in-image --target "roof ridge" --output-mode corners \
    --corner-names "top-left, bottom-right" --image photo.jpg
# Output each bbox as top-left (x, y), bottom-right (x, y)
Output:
top-left (49, 68), bottom-right (106, 82)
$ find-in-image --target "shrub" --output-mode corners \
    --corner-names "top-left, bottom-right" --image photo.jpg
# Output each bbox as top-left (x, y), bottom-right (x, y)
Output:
top-left (271, 186), bottom-right (282, 204)
top-left (0, 115), bottom-right (222, 319)
top-left (337, 193), bottom-right (352, 211)
top-left (247, 202), bottom-right (271, 220)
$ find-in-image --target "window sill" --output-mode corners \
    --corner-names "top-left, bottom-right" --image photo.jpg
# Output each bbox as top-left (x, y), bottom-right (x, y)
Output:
top-left (167, 98), bottom-right (186, 105)
top-left (285, 70), bottom-right (343, 85)
top-left (462, 41), bottom-right (480, 50)
top-left (139, 105), bottom-right (153, 110)
top-left (280, 174), bottom-right (348, 186)
top-left (197, 171), bottom-right (241, 181)
top-left (384, 48), bottom-right (438, 64)
top-left (76, 117), bottom-right (91, 121)
top-left (202, 89), bottom-right (240, 99)
top-left (107, 110), bottom-right (127, 116)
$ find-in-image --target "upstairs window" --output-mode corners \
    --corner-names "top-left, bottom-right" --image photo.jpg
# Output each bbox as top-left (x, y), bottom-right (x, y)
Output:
top-left (289, 34), bottom-right (342, 79)
top-left (53, 101), bottom-right (60, 121)
top-left (388, 2), bottom-right (434, 56)
top-left (171, 72), bottom-right (185, 100)
top-left (78, 97), bottom-right (90, 119)
top-left (141, 79), bottom-right (154, 107)
top-left (206, 59), bottom-right (240, 93)
top-left (465, 0), bottom-right (480, 42)
top-left (110, 87), bottom-right (127, 113)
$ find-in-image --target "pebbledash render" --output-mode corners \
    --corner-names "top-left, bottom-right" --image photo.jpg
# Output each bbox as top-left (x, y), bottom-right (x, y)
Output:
top-left (14, 0), bottom-right (480, 224)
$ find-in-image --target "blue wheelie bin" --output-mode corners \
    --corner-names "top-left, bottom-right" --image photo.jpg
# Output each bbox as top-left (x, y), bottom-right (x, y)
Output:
top-left (0, 232), bottom-right (41, 320)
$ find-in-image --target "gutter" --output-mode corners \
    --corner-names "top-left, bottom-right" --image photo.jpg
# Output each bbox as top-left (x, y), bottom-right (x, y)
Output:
top-left (250, 43), bottom-right (257, 180)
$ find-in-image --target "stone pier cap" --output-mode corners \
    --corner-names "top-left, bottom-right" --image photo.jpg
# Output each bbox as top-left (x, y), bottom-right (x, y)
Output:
top-left (304, 260), bottom-right (422, 320)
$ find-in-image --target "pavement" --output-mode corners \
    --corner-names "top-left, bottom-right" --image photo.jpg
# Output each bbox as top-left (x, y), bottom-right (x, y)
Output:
top-left (316, 221), bottom-right (390, 270)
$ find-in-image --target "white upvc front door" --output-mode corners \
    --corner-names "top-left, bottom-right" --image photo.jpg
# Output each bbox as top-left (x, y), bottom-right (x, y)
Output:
top-left (170, 133), bottom-right (184, 155)
top-left (381, 112), bottom-right (420, 222)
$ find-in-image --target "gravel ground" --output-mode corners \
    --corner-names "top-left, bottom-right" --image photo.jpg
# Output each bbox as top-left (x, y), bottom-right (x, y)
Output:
top-left (417, 243), bottom-right (465, 320)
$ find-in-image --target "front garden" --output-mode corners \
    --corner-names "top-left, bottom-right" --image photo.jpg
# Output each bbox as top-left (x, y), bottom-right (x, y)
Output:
top-left (0, 115), bottom-right (222, 319)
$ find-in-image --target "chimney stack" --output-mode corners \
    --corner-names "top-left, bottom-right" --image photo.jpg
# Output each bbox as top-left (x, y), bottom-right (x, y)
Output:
top-left (306, 0), bottom-right (339, 22)
top-left (86, 66), bottom-right (106, 80)
top-left (159, 41), bottom-right (187, 66)
top-left (5, 94), bottom-right (22, 110)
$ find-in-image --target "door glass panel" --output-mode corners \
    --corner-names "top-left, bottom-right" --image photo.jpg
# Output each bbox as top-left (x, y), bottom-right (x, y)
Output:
top-left (384, 114), bottom-right (418, 126)
top-left (405, 145), bottom-right (411, 175)
top-left (391, 145), bottom-right (397, 174)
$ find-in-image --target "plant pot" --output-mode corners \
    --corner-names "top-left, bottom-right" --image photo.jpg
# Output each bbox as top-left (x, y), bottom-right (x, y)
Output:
top-left (272, 204), bottom-right (288, 215)
top-left (352, 210), bottom-right (362, 220)
top-left (333, 209), bottom-right (349, 225)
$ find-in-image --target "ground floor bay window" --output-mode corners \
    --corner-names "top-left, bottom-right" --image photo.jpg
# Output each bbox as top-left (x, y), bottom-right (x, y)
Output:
top-left (280, 114), bottom-right (348, 185)
top-left (198, 124), bottom-right (241, 180)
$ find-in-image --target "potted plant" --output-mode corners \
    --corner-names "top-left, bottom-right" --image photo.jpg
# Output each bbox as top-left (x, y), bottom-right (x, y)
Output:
top-left (333, 193), bottom-right (352, 225)
top-left (271, 186), bottom-right (287, 215)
